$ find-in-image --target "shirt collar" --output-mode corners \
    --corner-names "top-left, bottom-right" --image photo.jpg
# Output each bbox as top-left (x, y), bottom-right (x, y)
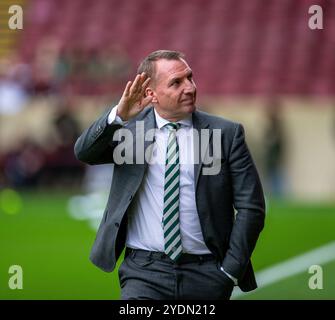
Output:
top-left (154, 108), bottom-right (192, 130)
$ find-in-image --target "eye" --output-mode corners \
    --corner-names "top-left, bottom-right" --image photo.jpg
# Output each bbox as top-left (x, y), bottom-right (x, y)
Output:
top-left (172, 80), bottom-right (180, 86)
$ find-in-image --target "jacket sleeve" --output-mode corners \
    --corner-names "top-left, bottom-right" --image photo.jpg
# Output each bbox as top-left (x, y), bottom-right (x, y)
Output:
top-left (222, 123), bottom-right (266, 281)
top-left (74, 107), bottom-right (123, 165)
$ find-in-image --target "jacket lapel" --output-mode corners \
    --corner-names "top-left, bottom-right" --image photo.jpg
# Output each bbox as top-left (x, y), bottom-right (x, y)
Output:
top-left (143, 107), bottom-right (157, 166)
top-left (192, 111), bottom-right (210, 188)
top-left (124, 107), bottom-right (156, 166)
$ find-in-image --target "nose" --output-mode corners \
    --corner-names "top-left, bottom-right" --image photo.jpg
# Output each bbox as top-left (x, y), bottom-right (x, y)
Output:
top-left (184, 79), bottom-right (196, 94)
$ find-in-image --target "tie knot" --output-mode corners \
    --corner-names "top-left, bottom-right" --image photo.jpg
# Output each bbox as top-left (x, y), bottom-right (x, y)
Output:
top-left (165, 122), bottom-right (180, 131)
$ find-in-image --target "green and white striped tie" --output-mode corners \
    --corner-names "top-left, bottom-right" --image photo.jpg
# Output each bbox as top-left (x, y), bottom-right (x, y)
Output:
top-left (163, 122), bottom-right (183, 261)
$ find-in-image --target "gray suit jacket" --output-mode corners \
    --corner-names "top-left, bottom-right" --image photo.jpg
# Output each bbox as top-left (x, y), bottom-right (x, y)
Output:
top-left (74, 106), bottom-right (265, 292)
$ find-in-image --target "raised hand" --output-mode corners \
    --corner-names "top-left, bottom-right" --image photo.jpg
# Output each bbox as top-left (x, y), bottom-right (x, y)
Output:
top-left (116, 72), bottom-right (153, 121)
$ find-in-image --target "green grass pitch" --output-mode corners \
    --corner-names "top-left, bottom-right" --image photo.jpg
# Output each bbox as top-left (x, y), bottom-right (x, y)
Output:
top-left (0, 191), bottom-right (334, 299)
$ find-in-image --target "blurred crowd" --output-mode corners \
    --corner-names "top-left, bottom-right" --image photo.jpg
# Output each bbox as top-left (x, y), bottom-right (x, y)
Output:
top-left (33, 40), bottom-right (132, 96)
top-left (0, 38), bottom-right (134, 190)
top-left (0, 98), bottom-right (85, 189)
top-left (0, 38), bottom-right (133, 102)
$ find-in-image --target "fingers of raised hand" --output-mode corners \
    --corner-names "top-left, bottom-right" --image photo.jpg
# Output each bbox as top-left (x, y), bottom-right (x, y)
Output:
top-left (123, 81), bottom-right (132, 97)
top-left (141, 77), bottom-right (151, 95)
top-left (121, 73), bottom-right (151, 114)
top-left (130, 73), bottom-right (150, 94)
top-left (130, 74), bottom-right (141, 93)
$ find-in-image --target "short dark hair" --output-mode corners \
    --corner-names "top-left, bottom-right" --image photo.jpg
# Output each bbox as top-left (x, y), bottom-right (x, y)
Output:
top-left (137, 50), bottom-right (185, 82)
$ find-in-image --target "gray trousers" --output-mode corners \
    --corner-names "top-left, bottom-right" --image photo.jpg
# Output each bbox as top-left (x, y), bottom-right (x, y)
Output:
top-left (118, 248), bottom-right (235, 300)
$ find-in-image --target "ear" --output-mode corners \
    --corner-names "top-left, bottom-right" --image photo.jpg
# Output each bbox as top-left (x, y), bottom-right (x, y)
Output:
top-left (145, 87), bottom-right (158, 103)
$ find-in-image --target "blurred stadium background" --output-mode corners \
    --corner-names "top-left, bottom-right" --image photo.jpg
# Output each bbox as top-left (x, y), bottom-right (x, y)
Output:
top-left (0, 0), bottom-right (335, 299)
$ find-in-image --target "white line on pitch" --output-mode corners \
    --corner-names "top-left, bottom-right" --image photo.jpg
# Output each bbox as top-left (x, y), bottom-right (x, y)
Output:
top-left (232, 241), bottom-right (335, 299)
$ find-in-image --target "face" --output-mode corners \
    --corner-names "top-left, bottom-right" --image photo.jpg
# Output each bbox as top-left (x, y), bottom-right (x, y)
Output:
top-left (146, 58), bottom-right (197, 122)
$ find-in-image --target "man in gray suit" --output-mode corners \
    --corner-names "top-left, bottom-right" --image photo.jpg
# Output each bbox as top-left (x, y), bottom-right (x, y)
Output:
top-left (74, 50), bottom-right (265, 300)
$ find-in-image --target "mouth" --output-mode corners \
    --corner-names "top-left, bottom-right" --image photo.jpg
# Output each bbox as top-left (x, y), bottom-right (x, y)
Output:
top-left (181, 97), bottom-right (194, 103)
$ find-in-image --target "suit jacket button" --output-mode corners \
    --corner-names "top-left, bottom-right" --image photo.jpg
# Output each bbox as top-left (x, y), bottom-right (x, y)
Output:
top-left (115, 222), bottom-right (120, 228)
